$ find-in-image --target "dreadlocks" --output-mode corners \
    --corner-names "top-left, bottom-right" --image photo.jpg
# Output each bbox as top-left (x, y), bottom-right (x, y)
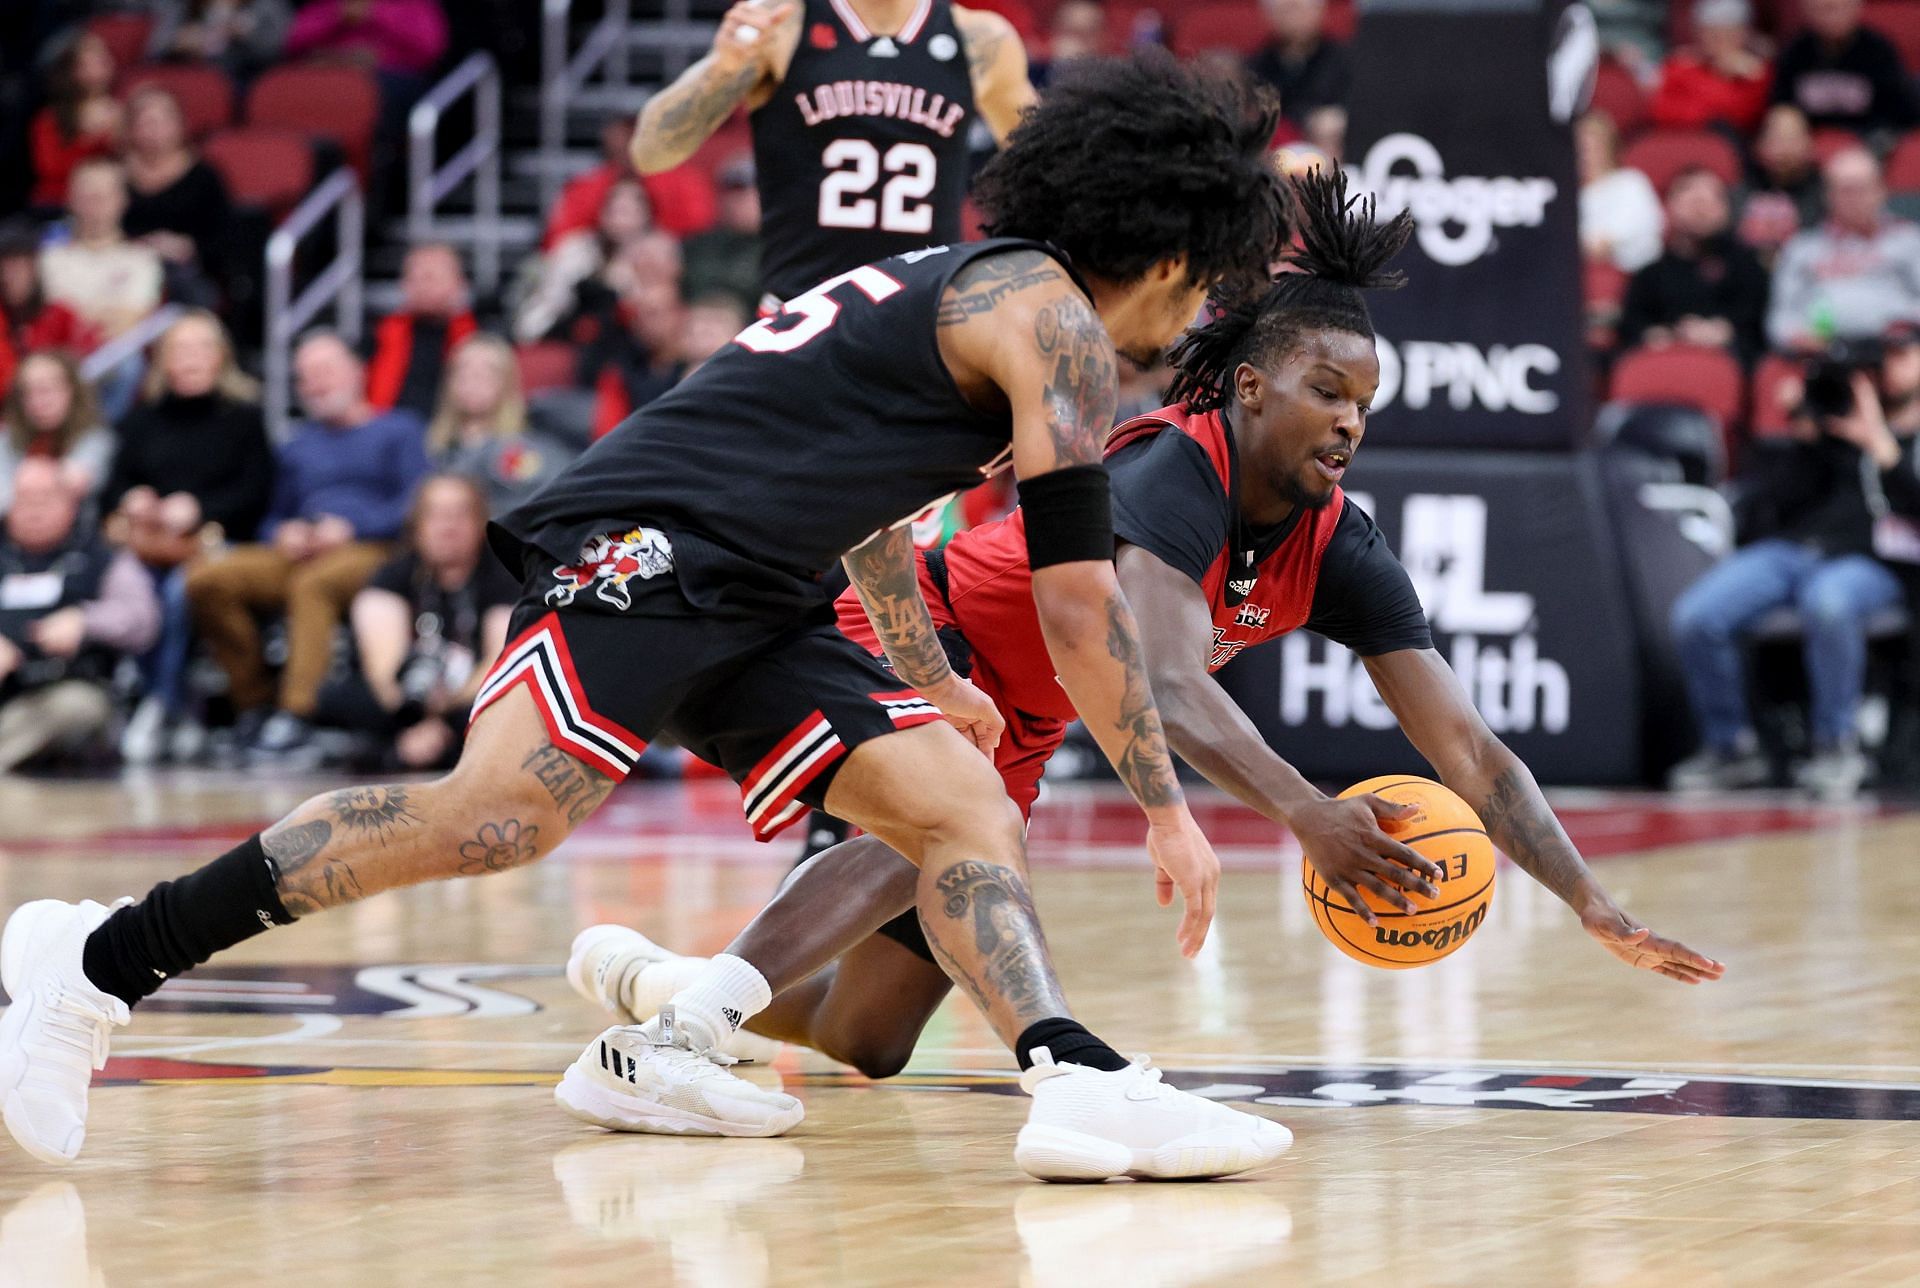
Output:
top-left (1167, 167), bottom-right (1416, 414)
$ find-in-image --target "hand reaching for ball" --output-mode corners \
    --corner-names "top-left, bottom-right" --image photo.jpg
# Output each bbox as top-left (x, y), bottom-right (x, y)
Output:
top-left (1578, 899), bottom-right (1726, 984)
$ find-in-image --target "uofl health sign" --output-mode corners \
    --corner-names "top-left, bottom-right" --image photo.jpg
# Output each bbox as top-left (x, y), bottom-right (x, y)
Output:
top-left (1346, 0), bottom-right (1595, 448)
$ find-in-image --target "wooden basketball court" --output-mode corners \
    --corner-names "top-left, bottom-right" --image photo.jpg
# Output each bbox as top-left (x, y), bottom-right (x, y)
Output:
top-left (1, 771), bottom-right (1917, 1286)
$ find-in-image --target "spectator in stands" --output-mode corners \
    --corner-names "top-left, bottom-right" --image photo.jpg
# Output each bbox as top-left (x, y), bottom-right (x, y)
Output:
top-left (512, 177), bottom-right (651, 344)
top-left (682, 157), bottom-right (761, 315)
top-left (584, 275), bottom-right (688, 438)
top-left (313, 474), bottom-right (513, 771)
top-left (1768, 147), bottom-right (1920, 349)
top-left (1248, 0), bottom-right (1352, 132)
top-left (284, 0), bottom-right (447, 79)
top-left (105, 310), bottom-right (275, 763)
top-left (185, 331), bottom-right (428, 762)
top-left (1770, 0), bottom-right (1919, 138)
top-left (545, 115), bottom-right (717, 247)
top-left (147, 0), bottom-right (294, 83)
top-left (367, 243), bottom-right (476, 418)
top-left (1577, 112), bottom-right (1665, 272)
top-left (121, 87), bottom-right (234, 309)
top-left (0, 352), bottom-right (115, 514)
top-left (28, 31), bottom-right (121, 211)
top-left (551, 229), bottom-right (684, 354)
top-left (1620, 167), bottom-right (1772, 364)
top-left (1739, 104), bottom-right (1825, 262)
top-left (1590, 0), bottom-right (1668, 76)
top-left (426, 334), bottom-right (574, 511)
top-left (1669, 331), bottom-right (1920, 797)
top-left (1034, 0), bottom-right (1106, 87)
top-left (39, 159), bottom-right (164, 341)
top-left (1648, 0), bottom-right (1773, 136)
top-left (0, 457), bottom-right (159, 772)
top-left (681, 293), bottom-right (749, 375)
top-left (0, 219), bottom-right (98, 398)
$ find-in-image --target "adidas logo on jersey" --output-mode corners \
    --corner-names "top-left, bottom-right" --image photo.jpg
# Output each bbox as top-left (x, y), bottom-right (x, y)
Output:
top-left (1228, 577), bottom-right (1258, 599)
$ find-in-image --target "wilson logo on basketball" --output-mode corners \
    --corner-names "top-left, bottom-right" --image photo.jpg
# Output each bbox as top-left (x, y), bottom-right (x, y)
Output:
top-left (1374, 902), bottom-right (1489, 951)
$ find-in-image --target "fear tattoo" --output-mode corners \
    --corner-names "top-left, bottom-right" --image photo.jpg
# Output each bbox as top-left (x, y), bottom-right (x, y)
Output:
top-left (329, 786), bottom-right (420, 845)
top-left (1103, 594), bottom-right (1183, 809)
top-left (522, 745), bottom-right (615, 826)
top-left (457, 819), bottom-right (541, 875)
top-left (262, 817), bottom-right (365, 918)
top-left (920, 860), bottom-right (1065, 1029)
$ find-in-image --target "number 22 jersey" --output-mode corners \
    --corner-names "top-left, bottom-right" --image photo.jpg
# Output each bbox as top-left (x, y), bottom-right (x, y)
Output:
top-left (493, 239), bottom-right (1051, 613)
top-left (752, 0), bottom-right (976, 301)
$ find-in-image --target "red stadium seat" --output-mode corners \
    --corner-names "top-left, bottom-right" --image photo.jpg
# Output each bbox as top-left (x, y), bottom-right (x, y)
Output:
top-left (1171, 2), bottom-right (1266, 57)
top-left (516, 341), bottom-right (579, 395)
top-left (1585, 258), bottom-right (1629, 351)
top-left (1811, 126), bottom-right (1867, 166)
top-left (1620, 128), bottom-right (1743, 193)
top-left (120, 64), bottom-right (235, 140)
top-left (1887, 131), bottom-right (1920, 191)
top-left (1749, 353), bottom-right (1806, 439)
top-left (202, 126), bottom-right (315, 220)
top-left (1610, 343), bottom-right (1747, 432)
top-left (1323, 0), bottom-right (1356, 41)
top-left (1863, 2), bottom-right (1920, 75)
top-left (86, 13), bottom-right (154, 70)
top-left (247, 64), bottom-right (379, 178)
top-left (1592, 57), bottom-right (1648, 138)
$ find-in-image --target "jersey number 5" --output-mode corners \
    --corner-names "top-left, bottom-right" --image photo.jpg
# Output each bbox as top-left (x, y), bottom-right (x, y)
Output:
top-left (818, 139), bottom-right (938, 235)
top-left (735, 265), bottom-right (905, 354)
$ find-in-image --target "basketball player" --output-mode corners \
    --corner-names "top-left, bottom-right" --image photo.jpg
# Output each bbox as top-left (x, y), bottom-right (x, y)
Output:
top-left (632, 0), bottom-right (1034, 308)
top-left (568, 171), bottom-right (1727, 1084)
top-left (0, 54), bottom-right (1294, 1182)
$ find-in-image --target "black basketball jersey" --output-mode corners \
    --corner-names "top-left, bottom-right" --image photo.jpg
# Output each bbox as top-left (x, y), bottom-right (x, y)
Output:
top-left (497, 239), bottom-right (1067, 613)
top-left (751, 0), bottom-right (977, 302)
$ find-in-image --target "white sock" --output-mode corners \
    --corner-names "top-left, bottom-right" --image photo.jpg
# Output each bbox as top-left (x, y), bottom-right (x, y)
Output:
top-left (664, 954), bottom-right (771, 1055)
top-left (623, 955), bottom-right (709, 1021)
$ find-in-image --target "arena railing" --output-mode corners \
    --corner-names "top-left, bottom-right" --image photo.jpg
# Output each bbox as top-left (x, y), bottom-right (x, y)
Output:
top-left (263, 167), bottom-right (365, 439)
top-left (540, 0), bottom-right (633, 209)
top-left (409, 51), bottom-right (504, 293)
top-left (78, 304), bottom-right (184, 388)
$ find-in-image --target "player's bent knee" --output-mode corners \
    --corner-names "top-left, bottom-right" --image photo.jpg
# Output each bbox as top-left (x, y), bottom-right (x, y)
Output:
top-left (842, 1039), bottom-right (916, 1081)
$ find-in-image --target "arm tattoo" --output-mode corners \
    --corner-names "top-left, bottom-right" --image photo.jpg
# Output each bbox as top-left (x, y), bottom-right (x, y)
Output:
top-left (1105, 593), bottom-right (1184, 809)
top-left (262, 817), bottom-right (363, 918)
top-left (843, 525), bottom-right (952, 690)
top-left (936, 250), bottom-right (1063, 328)
top-left (640, 58), bottom-right (762, 164)
top-left (329, 785), bottom-right (420, 845)
top-left (919, 860), bottom-right (1067, 1031)
top-left (457, 819), bottom-right (542, 875)
top-left (1034, 296), bottom-right (1118, 469)
top-left (956, 12), bottom-right (1008, 85)
top-left (522, 744), bottom-right (615, 826)
top-left (1475, 764), bottom-right (1591, 903)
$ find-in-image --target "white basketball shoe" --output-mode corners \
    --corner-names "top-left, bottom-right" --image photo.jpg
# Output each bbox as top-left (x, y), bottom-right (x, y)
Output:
top-left (554, 1012), bottom-right (805, 1138)
top-left (565, 925), bottom-right (782, 1063)
top-left (1014, 1050), bottom-right (1293, 1182)
top-left (0, 899), bottom-right (131, 1165)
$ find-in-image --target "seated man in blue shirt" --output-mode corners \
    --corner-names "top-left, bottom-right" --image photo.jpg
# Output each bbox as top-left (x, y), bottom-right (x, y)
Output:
top-left (185, 330), bottom-right (430, 762)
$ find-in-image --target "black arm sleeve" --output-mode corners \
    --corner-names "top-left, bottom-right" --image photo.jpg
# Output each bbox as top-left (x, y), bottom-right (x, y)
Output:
top-left (1107, 430), bottom-right (1232, 586)
top-left (1302, 500), bottom-right (1434, 655)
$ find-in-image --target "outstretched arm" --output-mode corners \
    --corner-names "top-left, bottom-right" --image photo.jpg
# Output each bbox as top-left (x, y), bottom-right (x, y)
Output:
top-left (1366, 647), bottom-right (1727, 984)
top-left (1117, 543), bottom-right (1442, 923)
top-left (630, 0), bottom-right (798, 174)
top-left (954, 6), bottom-right (1037, 145)
top-left (843, 525), bottom-right (1004, 754)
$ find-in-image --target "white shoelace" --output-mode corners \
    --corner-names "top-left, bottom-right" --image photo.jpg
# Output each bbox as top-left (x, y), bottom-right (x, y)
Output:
top-left (34, 981), bottom-right (118, 1070)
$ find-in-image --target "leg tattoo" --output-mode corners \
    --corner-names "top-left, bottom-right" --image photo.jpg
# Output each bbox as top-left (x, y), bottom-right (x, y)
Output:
top-left (920, 860), bottom-right (1066, 1030)
top-left (328, 786), bottom-right (421, 845)
top-left (262, 816), bottom-right (363, 918)
top-left (456, 819), bottom-right (542, 875)
top-left (521, 745), bottom-right (615, 826)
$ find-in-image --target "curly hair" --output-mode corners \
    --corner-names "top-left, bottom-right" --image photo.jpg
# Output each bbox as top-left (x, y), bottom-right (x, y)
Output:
top-left (1167, 167), bottom-right (1415, 414)
top-left (974, 49), bottom-right (1288, 297)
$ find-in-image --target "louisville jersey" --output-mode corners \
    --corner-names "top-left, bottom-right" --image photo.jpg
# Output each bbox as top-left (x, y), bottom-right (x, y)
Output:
top-left (924, 403), bottom-right (1434, 721)
top-left (495, 239), bottom-right (1052, 613)
top-left (752, 0), bottom-right (976, 301)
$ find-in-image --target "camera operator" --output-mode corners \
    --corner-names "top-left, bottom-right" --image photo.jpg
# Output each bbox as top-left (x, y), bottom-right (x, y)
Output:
top-left (1669, 324), bottom-right (1920, 797)
top-left (312, 474), bottom-right (514, 770)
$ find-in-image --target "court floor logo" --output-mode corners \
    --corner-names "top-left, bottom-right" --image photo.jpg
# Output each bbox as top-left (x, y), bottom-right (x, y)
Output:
top-left (0, 963), bottom-right (559, 1018)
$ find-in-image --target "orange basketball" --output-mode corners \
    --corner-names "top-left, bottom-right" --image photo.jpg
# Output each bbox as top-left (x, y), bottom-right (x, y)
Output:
top-left (1301, 774), bottom-right (1496, 969)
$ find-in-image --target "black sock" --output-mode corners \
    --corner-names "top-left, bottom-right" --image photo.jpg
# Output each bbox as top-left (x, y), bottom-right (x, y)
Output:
top-left (1015, 1017), bottom-right (1128, 1072)
top-left (82, 834), bottom-right (296, 1008)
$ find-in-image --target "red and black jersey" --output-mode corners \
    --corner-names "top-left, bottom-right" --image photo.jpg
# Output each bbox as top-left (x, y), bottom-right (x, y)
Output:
top-left (872, 403), bottom-right (1433, 721)
top-left (751, 0), bottom-right (977, 301)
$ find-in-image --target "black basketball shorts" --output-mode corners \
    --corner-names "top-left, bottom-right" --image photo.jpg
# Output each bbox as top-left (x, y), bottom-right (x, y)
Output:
top-left (469, 526), bottom-right (945, 841)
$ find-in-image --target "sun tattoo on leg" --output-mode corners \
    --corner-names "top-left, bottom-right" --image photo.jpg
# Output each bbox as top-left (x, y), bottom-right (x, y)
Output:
top-left (329, 786), bottom-right (421, 846)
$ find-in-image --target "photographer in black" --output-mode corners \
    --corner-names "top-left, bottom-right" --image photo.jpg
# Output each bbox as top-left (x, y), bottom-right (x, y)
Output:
top-left (1670, 323), bottom-right (1920, 797)
top-left (312, 474), bottom-right (515, 770)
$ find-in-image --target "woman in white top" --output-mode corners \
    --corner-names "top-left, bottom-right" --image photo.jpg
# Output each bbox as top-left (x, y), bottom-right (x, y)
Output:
top-left (1577, 112), bottom-right (1665, 273)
